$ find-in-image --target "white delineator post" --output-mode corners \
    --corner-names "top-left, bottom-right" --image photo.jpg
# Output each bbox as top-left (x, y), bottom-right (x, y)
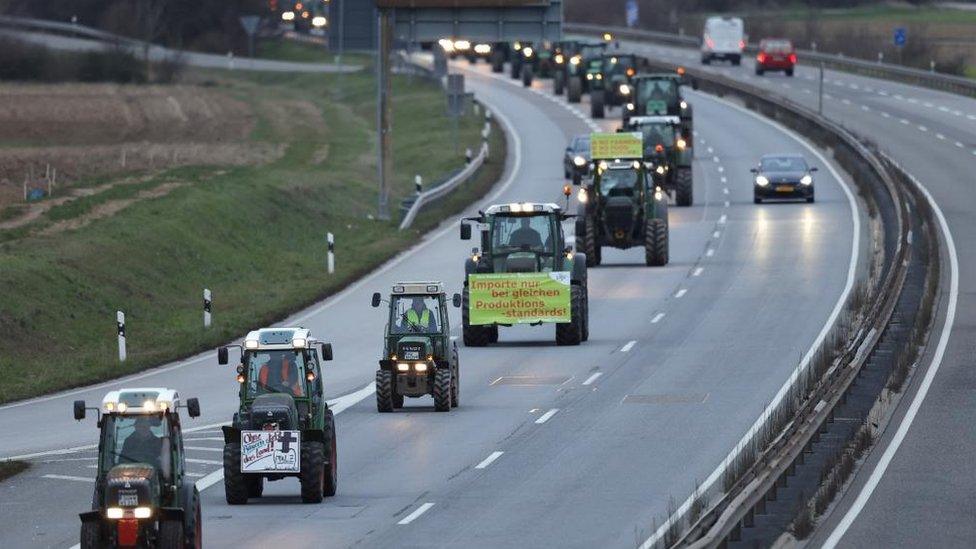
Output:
top-left (203, 289), bottom-right (213, 328)
top-left (415, 175), bottom-right (423, 194)
top-left (327, 232), bottom-right (335, 274)
top-left (116, 311), bottom-right (127, 362)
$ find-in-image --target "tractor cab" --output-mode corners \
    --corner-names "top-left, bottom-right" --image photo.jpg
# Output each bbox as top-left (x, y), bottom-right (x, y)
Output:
top-left (622, 115), bottom-right (694, 206)
top-left (74, 388), bottom-right (201, 549)
top-left (625, 72), bottom-right (695, 134)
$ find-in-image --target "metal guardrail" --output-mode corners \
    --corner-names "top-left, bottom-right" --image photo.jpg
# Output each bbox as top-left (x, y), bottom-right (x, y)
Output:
top-left (399, 138), bottom-right (490, 230)
top-left (0, 14), bottom-right (141, 46)
top-left (621, 52), bottom-right (919, 549)
top-left (566, 23), bottom-right (976, 98)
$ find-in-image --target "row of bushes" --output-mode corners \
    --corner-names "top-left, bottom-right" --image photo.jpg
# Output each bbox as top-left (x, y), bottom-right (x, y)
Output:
top-left (0, 37), bottom-right (184, 83)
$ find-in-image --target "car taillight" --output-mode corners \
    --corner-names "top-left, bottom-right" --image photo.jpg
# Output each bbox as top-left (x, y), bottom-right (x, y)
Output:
top-left (739, 40), bottom-right (746, 49)
top-left (705, 37), bottom-right (715, 49)
top-left (757, 52), bottom-right (766, 63)
top-left (789, 53), bottom-right (797, 64)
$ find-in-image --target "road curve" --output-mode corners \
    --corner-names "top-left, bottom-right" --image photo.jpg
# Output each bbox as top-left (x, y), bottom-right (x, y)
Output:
top-left (0, 53), bottom-right (861, 548)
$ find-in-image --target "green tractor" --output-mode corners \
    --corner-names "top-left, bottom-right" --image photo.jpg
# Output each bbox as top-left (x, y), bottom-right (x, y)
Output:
top-left (565, 41), bottom-right (608, 104)
top-left (573, 133), bottom-right (670, 267)
top-left (597, 53), bottom-right (642, 110)
top-left (371, 282), bottom-right (461, 413)
top-left (75, 388), bottom-right (202, 549)
top-left (623, 71), bottom-right (697, 137)
top-left (509, 41), bottom-right (540, 87)
top-left (460, 202), bottom-right (589, 346)
top-left (217, 328), bottom-right (337, 505)
top-left (623, 115), bottom-right (694, 207)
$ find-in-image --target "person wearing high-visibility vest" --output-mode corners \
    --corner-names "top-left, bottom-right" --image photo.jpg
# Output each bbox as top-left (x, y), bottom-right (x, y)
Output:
top-left (403, 297), bottom-right (438, 333)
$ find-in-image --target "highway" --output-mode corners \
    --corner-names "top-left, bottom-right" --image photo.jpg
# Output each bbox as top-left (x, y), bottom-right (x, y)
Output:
top-left (0, 46), bottom-right (863, 548)
top-left (607, 37), bottom-right (974, 547)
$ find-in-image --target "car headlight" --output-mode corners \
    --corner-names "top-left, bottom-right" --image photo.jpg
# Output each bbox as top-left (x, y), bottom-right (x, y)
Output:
top-left (106, 507), bottom-right (124, 519)
top-left (619, 84), bottom-right (631, 95)
top-left (396, 363), bottom-right (410, 372)
top-left (414, 363), bottom-right (428, 373)
top-left (573, 155), bottom-right (586, 167)
top-left (756, 175), bottom-right (770, 187)
top-left (680, 100), bottom-right (688, 110)
top-left (800, 174), bottom-right (813, 185)
top-left (577, 188), bottom-right (588, 204)
top-left (626, 103), bottom-right (635, 111)
top-left (133, 507), bottom-right (152, 519)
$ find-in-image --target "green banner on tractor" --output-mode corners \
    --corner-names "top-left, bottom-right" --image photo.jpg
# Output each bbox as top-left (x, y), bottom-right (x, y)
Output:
top-left (468, 272), bottom-right (571, 325)
top-left (590, 132), bottom-right (643, 159)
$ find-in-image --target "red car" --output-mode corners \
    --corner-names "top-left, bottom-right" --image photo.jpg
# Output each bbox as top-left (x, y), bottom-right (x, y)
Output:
top-left (755, 39), bottom-right (797, 76)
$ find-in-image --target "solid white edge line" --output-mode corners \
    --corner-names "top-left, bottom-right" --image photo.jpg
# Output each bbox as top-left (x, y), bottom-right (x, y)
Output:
top-left (582, 372), bottom-right (603, 386)
top-left (639, 90), bottom-right (861, 549)
top-left (535, 408), bottom-right (559, 424)
top-left (822, 168), bottom-right (958, 548)
top-left (620, 340), bottom-right (637, 353)
top-left (42, 474), bottom-right (94, 483)
top-left (398, 502), bottom-right (435, 525)
top-left (475, 451), bottom-right (505, 469)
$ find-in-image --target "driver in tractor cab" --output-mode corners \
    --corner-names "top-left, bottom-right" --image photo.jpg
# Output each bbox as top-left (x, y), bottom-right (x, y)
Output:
top-left (404, 297), bottom-right (438, 333)
top-left (120, 416), bottom-right (162, 466)
top-left (259, 354), bottom-right (302, 396)
top-left (509, 217), bottom-right (544, 249)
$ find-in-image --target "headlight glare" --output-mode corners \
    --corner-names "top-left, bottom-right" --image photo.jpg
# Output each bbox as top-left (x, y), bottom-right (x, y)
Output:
top-left (133, 507), bottom-right (152, 519)
top-left (396, 363), bottom-right (410, 372)
top-left (414, 363), bottom-right (428, 373)
top-left (577, 188), bottom-right (588, 204)
top-left (573, 155), bottom-right (586, 167)
top-left (756, 175), bottom-right (770, 187)
top-left (106, 507), bottom-right (124, 519)
top-left (800, 175), bottom-right (813, 185)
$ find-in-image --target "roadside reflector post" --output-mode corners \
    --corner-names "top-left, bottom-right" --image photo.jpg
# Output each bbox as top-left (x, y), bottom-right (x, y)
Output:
top-left (485, 109), bottom-right (492, 122)
top-left (415, 175), bottom-right (423, 195)
top-left (465, 148), bottom-right (473, 164)
top-left (327, 232), bottom-right (335, 274)
top-left (482, 125), bottom-right (490, 159)
top-left (473, 103), bottom-right (480, 116)
top-left (116, 311), bottom-right (127, 362)
top-left (203, 289), bottom-right (213, 328)
top-left (929, 60), bottom-right (935, 73)
top-left (877, 51), bottom-right (883, 64)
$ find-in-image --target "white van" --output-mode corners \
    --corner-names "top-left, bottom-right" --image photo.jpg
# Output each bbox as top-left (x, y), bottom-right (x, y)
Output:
top-left (701, 16), bottom-right (745, 65)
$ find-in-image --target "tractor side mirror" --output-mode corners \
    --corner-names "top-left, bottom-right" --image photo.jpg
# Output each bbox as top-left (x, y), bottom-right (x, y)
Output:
top-left (320, 342), bottom-right (333, 361)
top-left (809, 167), bottom-right (819, 172)
top-left (73, 400), bottom-right (86, 421)
top-left (452, 293), bottom-right (462, 308)
top-left (371, 292), bottom-right (382, 307)
top-left (460, 223), bottom-right (472, 240)
top-left (217, 347), bottom-right (229, 365)
top-left (749, 168), bottom-right (759, 174)
top-left (186, 398), bottom-right (201, 418)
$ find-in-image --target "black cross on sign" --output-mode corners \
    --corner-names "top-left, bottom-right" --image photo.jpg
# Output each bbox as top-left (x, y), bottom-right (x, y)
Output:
top-left (278, 431), bottom-right (298, 454)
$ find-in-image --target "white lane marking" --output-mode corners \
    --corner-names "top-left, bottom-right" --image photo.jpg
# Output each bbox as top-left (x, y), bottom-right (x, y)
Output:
top-left (803, 89), bottom-right (812, 94)
top-left (620, 340), bottom-right (637, 353)
top-left (722, 188), bottom-right (729, 195)
top-left (713, 230), bottom-right (721, 238)
top-left (712, 155), bottom-right (720, 162)
top-left (185, 472), bottom-right (205, 478)
top-left (936, 133), bottom-right (946, 140)
top-left (823, 167), bottom-right (958, 549)
top-left (907, 98), bottom-right (918, 104)
top-left (879, 90), bottom-right (889, 96)
top-left (900, 119), bottom-right (910, 125)
top-left (842, 98), bottom-right (851, 105)
top-left (641, 90), bottom-right (862, 549)
top-left (954, 141), bottom-right (964, 148)
top-left (881, 111), bottom-right (891, 118)
top-left (924, 102), bottom-right (934, 108)
top-left (952, 110), bottom-right (962, 117)
top-left (967, 114), bottom-right (976, 121)
top-left (186, 458), bottom-right (222, 465)
top-left (938, 105), bottom-right (949, 112)
top-left (185, 446), bottom-right (222, 452)
top-left (707, 147), bottom-right (714, 154)
top-left (861, 105), bottom-right (870, 111)
top-left (718, 214), bottom-right (727, 224)
top-left (918, 125), bottom-right (928, 132)
top-left (706, 248), bottom-right (715, 257)
top-left (724, 200), bottom-right (730, 208)
top-left (42, 474), bottom-right (94, 483)
top-left (674, 289), bottom-right (688, 299)
top-left (651, 313), bottom-right (666, 323)
top-left (692, 267), bottom-right (704, 277)
top-left (475, 451), bottom-right (504, 469)
top-left (894, 94), bottom-right (904, 100)
top-left (717, 166), bottom-right (724, 173)
top-left (535, 408), bottom-right (559, 424)
top-left (849, 83), bottom-right (859, 90)
top-left (398, 503), bottom-right (435, 525)
top-left (720, 176), bottom-right (727, 183)
top-left (183, 437), bottom-right (224, 442)
top-left (582, 372), bottom-right (603, 386)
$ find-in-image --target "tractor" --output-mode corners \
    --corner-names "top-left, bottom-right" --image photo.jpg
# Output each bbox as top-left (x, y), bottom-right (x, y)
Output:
top-left (623, 71), bottom-right (697, 136)
top-left (623, 115), bottom-right (694, 207)
top-left (565, 41), bottom-right (608, 103)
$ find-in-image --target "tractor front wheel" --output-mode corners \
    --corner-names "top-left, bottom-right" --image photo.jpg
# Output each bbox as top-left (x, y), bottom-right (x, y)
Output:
top-left (521, 65), bottom-right (534, 87)
top-left (433, 368), bottom-right (452, 412)
top-left (158, 520), bottom-right (184, 549)
top-left (323, 410), bottom-right (338, 497)
top-left (591, 90), bottom-right (605, 119)
top-left (299, 442), bottom-right (325, 504)
top-left (462, 289), bottom-right (492, 346)
top-left (222, 443), bottom-right (248, 505)
top-left (675, 167), bottom-right (693, 207)
top-left (375, 370), bottom-right (395, 412)
top-left (554, 70), bottom-right (565, 95)
top-left (555, 285), bottom-right (583, 345)
top-left (79, 523), bottom-right (103, 549)
top-left (491, 51), bottom-right (504, 73)
top-left (246, 476), bottom-right (263, 498)
top-left (567, 76), bottom-right (583, 103)
top-left (645, 219), bottom-right (669, 266)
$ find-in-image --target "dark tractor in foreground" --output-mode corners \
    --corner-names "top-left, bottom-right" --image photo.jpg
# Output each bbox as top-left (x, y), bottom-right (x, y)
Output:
top-left (624, 72), bottom-right (696, 137)
top-left (624, 115), bottom-right (695, 207)
top-left (371, 282), bottom-right (461, 413)
top-left (218, 328), bottom-right (337, 505)
top-left (573, 157), bottom-right (670, 267)
top-left (75, 388), bottom-right (202, 549)
top-left (460, 203), bottom-right (589, 346)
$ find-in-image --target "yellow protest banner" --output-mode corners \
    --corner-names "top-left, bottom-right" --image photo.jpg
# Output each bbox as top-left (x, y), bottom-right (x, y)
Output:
top-left (467, 272), bottom-right (571, 325)
top-left (590, 132), bottom-right (643, 159)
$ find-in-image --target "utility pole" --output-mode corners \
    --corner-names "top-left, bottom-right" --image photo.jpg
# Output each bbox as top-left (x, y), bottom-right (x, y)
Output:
top-left (818, 63), bottom-right (824, 116)
top-left (376, 9), bottom-right (393, 220)
top-left (335, 0), bottom-right (345, 99)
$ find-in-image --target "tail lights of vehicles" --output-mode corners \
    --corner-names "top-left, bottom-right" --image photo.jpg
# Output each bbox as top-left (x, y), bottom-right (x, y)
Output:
top-left (789, 53), bottom-right (798, 64)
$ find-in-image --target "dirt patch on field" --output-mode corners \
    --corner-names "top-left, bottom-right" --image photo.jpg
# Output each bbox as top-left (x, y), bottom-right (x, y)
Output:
top-left (38, 181), bottom-right (187, 236)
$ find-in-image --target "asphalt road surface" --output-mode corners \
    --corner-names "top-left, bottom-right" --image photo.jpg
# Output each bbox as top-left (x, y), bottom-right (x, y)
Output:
top-left (0, 50), bottom-right (862, 548)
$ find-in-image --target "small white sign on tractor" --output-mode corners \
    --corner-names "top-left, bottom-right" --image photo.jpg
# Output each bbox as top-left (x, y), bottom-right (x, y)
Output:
top-left (240, 430), bottom-right (301, 473)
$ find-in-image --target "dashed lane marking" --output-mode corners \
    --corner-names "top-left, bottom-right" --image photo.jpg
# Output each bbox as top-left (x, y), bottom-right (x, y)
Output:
top-left (475, 451), bottom-right (504, 469)
top-left (675, 289), bottom-right (688, 298)
top-left (692, 267), bottom-right (704, 277)
top-left (620, 340), bottom-right (636, 353)
top-left (651, 313), bottom-right (666, 323)
top-left (535, 409), bottom-right (559, 424)
top-left (43, 474), bottom-right (93, 483)
top-left (582, 372), bottom-right (603, 386)
top-left (398, 503), bottom-right (435, 525)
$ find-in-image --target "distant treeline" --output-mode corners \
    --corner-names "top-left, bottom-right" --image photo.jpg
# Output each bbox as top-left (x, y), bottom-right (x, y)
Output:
top-left (0, 37), bottom-right (183, 83)
top-left (2, 0), bottom-right (267, 53)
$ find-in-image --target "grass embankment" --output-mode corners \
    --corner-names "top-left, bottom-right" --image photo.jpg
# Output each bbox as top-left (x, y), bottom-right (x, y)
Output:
top-left (0, 461), bottom-right (29, 482)
top-left (0, 61), bottom-right (505, 403)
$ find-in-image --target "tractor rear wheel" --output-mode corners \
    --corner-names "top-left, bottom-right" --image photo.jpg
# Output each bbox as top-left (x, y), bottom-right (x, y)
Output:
top-left (521, 65), bottom-right (534, 87)
top-left (645, 219), bottom-right (669, 266)
top-left (158, 520), bottom-right (184, 549)
top-left (555, 285), bottom-right (583, 345)
top-left (675, 167), bottom-right (693, 207)
top-left (553, 70), bottom-right (565, 95)
top-left (491, 51), bottom-right (504, 73)
top-left (80, 523), bottom-right (103, 549)
top-left (433, 368), bottom-right (452, 412)
top-left (299, 442), bottom-right (325, 503)
top-left (591, 90), bottom-right (605, 119)
top-left (568, 76), bottom-right (583, 103)
top-left (323, 411), bottom-right (338, 497)
top-left (510, 59), bottom-right (521, 79)
top-left (375, 370), bottom-right (395, 412)
top-left (581, 285), bottom-right (590, 342)
top-left (462, 289), bottom-right (492, 346)
top-left (246, 476), bottom-right (263, 498)
top-left (222, 443), bottom-right (248, 505)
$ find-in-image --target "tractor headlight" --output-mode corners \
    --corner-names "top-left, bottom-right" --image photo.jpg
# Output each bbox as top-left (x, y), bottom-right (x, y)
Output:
top-left (570, 55), bottom-right (581, 65)
top-left (598, 160), bottom-right (609, 171)
top-left (454, 40), bottom-right (471, 51)
top-left (438, 39), bottom-right (455, 53)
top-left (474, 44), bottom-right (491, 55)
top-left (106, 507), bottom-right (124, 519)
top-left (555, 53), bottom-right (565, 64)
top-left (680, 100), bottom-right (688, 110)
top-left (244, 339), bottom-right (259, 350)
top-left (586, 73), bottom-right (593, 81)
top-left (676, 138), bottom-right (687, 150)
top-left (619, 84), bottom-right (631, 95)
top-left (577, 188), bottom-right (588, 203)
top-left (656, 166), bottom-right (665, 175)
top-left (626, 103), bottom-right (635, 111)
top-left (596, 74), bottom-right (603, 80)
top-left (523, 47), bottom-right (534, 58)
top-left (655, 190), bottom-right (664, 201)
top-left (414, 363), bottom-right (428, 373)
top-left (397, 363), bottom-right (410, 372)
top-left (800, 174), bottom-right (813, 186)
top-left (756, 175), bottom-right (770, 187)
top-left (292, 337), bottom-right (307, 349)
top-left (573, 155), bottom-right (586, 167)
top-left (133, 507), bottom-right (152, 519)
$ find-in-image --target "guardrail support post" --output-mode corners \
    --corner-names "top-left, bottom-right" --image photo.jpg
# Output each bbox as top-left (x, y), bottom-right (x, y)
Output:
top-left (415, 175), bottom-right (423, 195)
top-left (117, 310), bottom-right (127, 362)
top-left (203, 288), bottom-right (212, 328)
top-left (327, 232), bottom-right (335, 274)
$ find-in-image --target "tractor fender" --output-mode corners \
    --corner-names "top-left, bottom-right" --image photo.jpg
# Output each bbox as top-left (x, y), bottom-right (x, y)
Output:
top-left (575, 216), bottom-right (586, 238)
top-left (677, 149), bottom-right (693, 167)
top-left (434, 359), bottom-right (451, 370)
top-left (378, 359), bottom-right (394, 371)
top-left (158, 507), bottom-right (186, 522)
top-left (221, 425), bottom-right (241, 445)
top-left (302, 429), bottom-right (327, 445)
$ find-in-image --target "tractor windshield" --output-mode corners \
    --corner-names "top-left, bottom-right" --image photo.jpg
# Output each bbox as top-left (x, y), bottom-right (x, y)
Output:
top-left (492, 214), bottom-right (554, 254)
top-left (638, 80), bottom-right (678, 112)
top-left (636, 124), bottom-right (676, 150)
top-left (245, 350), bottom-right (307, 398)
top-left (391, 295), bottom-right (442, 334)
top-left (580, 45), bottom-right (604, 59)
top-left (600, 169), bottom-right (641, 197)
top-left (100, 414), bottom-right (167, 472)
top-left (605, 56), bottom-right (637, 76)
